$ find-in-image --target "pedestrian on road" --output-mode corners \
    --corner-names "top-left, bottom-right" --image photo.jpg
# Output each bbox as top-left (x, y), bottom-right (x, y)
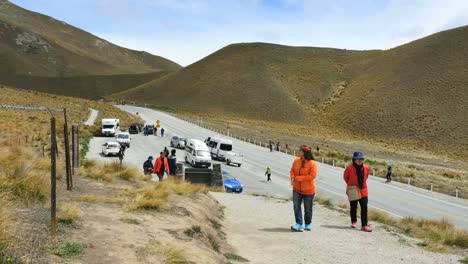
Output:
top-left (344, 151), bottom-right (372, 232)
top-left (161, 128), bottom-right (165, 137)
top-left (276, 141), bottom-right (280, 151)
top-left (118, 145), bottom-right (126, 165)
top-left (265, 166), bottom-right (272, 182)
top-left (386, 165), bottom-right (392, 183)
top-left (143, 125), bottom-right (148, 136)
top-left (153, 152), bottom-right (169, 181)
top-left (269, 143), bottom-right (273, 152)
top-left (168, 149), bottom-right (177, 175)
top-left (285, 143), bottom-right (289, 153)
top-left (143, 156), bottom-right (154, 175)
top-left (163, 147), bottom-right (170, 158)
top-left (290, 145), bottom-right (317, 232)
top-left (155, 127), bottom-right (158, 136)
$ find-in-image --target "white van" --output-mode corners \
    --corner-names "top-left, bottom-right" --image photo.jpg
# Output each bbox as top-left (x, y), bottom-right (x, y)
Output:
top-left (185, 139), bottom-right (212, 168)
top-left (101, 119), bottom-right (120, 136)
top-left (205, 137), bottom-right (233, 161)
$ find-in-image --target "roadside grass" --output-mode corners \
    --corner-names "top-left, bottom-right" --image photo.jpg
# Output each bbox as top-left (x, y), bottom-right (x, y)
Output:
top-left (148, 241), bottom-right (191, 264)
top-left (78, 160), bottom-right (143, 182)
top-left (224, 253), bottom-right (249, 262)
top-left (184, 226), bottom-right (202, 238)
top-left (44, 242), bottom-right (83, 258)
top-left (126, 177), bottom-right (207, 211)
top-left (0, 201), bottom-right (14, 253)
top-left (57, 204), bottom-right (81, 224)
top-left (119, 218), bottom-right (141, 225)
top-left (78, 194), bottom-right (124, 204)
top-left (459, 256), bottom-right (468, 264)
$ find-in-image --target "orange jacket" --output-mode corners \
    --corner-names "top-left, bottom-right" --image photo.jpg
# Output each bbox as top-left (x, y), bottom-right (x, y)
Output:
top-left (343, 164), bottom-right (369, 197)
top-left (153, 157), bottom-right (169, 174)
top-left (290, 158), bottom-right (317, 195)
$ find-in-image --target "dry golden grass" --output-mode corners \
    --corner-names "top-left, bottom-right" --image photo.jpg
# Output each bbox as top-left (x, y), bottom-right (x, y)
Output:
top-left (57, 203), bottom-right (81, 224)
top-left (127, 177), bottom-right (207, 211)
top-left (78, 160), bottom-right (144, 182)
top-left (78, 194), bottom-right (125, 204)
top-left (148, 241), bottom-right (189, 263)
top-left (0, 201), bottom-right (15, 252)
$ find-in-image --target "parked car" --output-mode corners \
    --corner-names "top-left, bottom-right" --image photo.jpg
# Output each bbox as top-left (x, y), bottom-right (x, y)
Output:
top-left (101, 142), bottom-right (121, 156)
top-left (225, 152), bottom-right (243, 167)
top-left (205, 137), bottom-right (233, 161)
top-left (115, 132), bottom-right (131, 147)
top-left (137, 123), bottom-right (144, 132)
top-left (147, 125), bottom-right (155, 135)
top-left (170, 136), bottom-right (186, 149)
top-left (185, 139), bottom-right (212, 168)
top-left (128, 123), bottom-right (139, 134)
top-left (222, 171), bottom-right (243, 193)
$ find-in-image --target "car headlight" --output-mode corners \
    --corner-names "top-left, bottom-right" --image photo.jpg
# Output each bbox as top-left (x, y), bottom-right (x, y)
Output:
top-left (240, 184), bottom-right (243, 187)
top-left (225, 184), bottom-right (233, 188)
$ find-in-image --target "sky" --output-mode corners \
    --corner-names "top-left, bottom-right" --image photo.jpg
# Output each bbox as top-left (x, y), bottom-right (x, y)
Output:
top-left (9, 0), bottom-right (468, 66)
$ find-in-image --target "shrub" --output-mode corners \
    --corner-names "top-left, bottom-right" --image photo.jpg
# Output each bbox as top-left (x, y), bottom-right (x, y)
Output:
top-left (57, 204), bottom-right (81, 224)
top-left (45, 242), bottom-right (83, 257)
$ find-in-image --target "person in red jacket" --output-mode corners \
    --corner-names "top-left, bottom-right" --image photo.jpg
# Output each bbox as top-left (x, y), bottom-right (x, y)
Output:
top-left (153, 152), bottom-right (169, 181)
top-left (344, 151), bottom-right (372, 232)
top-left (290, 145), bottom-right (317, 232)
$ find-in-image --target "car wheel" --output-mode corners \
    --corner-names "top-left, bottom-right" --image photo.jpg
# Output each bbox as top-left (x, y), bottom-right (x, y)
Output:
top-left (238, 164), bottom-right (241, 167)
top-left (192, 160), bottom-right (195, 167)
top-left (170, 142), bottom-right (173, 147)
top-left (226, 159), bottom-right (230, 165)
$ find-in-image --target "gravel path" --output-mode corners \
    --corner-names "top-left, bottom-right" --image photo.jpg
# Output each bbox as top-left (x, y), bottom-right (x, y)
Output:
top-left (84, 108), bottom-right (98, 126)
top-left (211, 192), bottom-right (464, 264)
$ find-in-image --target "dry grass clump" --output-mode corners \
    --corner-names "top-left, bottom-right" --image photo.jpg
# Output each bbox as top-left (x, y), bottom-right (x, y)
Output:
top-left (127, 177), bottom-right (207, 211)
top-left (79, 161), bottom-right (143, 182)
top-left (147, 241), bottom-right (189, 264)
top-left (78, 194), bottom-right (124, 204)
top-left (57, 203), bottom-right (81, 224)
top-left (0, 201), bottom-right (15, 253)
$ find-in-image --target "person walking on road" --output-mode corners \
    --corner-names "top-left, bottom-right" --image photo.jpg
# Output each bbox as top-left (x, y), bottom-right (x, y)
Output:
top-left (161, 128), bottom-right (165, 137)
top-left (143, 125), bottom-right (148, 136)
top-left (269, 140), bottom-right (273, 152)
top-left (344, 151), bottom-right (372, 232)
top-left (163, 147), bottom-right (170, 158)
top-left (143, 156), bottom-right (154, 175)
top-left (168, 149), bottom-right (177, 175)
top-left (290, 145), bottom-right (317, 232)
top-left (276, 141), bottom-right (280, 151)
top-left (154, 127), bottom-right (158, 136)
top-left (118, 145), bottom-right (126, 165)
top-left (153, 152), bottom-right (169, 181)
top-left (265, 166), bottom-right (272, 182)
top-left (386, 165), bottom-right (392, 183)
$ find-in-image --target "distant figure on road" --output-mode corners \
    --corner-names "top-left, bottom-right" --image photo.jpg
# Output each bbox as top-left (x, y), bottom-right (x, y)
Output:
top-left (269, 140), bottom-right (273, 152)
top-left (386, 165), bottom-right (392, 183)
top-left (155, 127), bottom-right (158, 136)
top-left (276, 142), bottom-right (280, 151)
top-left (265, 166), bottom-right (272, 182)
top-left (168, 149), bottom-right (177, 175)
top-left (163, 147), bottom-right (170, 158)
top-left (316, 146), bottom-right (320, 152)
top-left (344, 151), bottom-right (372, 232)
top-left (290, 145), bottom-right (317, 232)
top-left (118, 145), bottom-right (126, 165)
top-left (143, 125), bottom-right (148, 136)
top-left (143, 156), bottom-right (154, 175)
top-left (285, 143), bottom-right (289, 153)
top-left (161, 127), bottom-right (165, 137)
top-left (153, 152), bottom-right (169, 181)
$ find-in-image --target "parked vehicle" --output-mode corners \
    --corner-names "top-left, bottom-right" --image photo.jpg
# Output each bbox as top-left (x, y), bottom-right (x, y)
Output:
top-left (222, 171), bottom-right (243, 193)
top-left (101, 119), bottom-right (120, 136)
top-left (137, 123), bottom-right (144, 132)
top-left (128, 123), bottom-right (139, 134)
top-left (101, 141), bottom-right (121, 156)
top-left (225, 152), bottom-right (243, 167)
top-left (170, 136), bottom-right (186, 149)
top-left (147, 125), bottom-right (155, 135)
top-left (205, 137), bottom-right (233, 161)
top-left (115, 132), bottom-right (131, 147)
top-left (185, 139), bottom-right (212, 168)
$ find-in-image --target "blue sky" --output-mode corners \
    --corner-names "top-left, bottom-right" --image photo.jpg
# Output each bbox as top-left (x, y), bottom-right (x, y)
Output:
top-left (10, 0), bottom-right (468, 66)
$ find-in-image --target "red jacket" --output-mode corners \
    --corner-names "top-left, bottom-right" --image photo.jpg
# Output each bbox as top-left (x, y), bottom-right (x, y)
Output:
top-left (290, 158), bottom-right (317, 195)
top-left (343, 164), bottom-right (369, 197)
top-left (153, 157), bottom-right (169, 174)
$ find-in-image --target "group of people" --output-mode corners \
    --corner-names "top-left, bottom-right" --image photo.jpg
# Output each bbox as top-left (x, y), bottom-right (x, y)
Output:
top-left (289, 146), bottom-right (373, 232)
top-left (143, 147), bottom-right (177, 181)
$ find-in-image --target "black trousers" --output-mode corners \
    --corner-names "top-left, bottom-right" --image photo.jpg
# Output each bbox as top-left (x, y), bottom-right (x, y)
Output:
top-left (266, 174), bottom-right (271, 181)
top-left (350, 196), bottom-right (368, 226)
top-left (386, 173), bottom-right (392, 182)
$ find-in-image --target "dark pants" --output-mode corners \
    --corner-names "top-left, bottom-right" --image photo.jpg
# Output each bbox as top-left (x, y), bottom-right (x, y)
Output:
top-left (386, 173), bottom-right (392, 182)
top-left (350, 196), bottom-right (368, 226)
top-left (156, 172), bottom-right (164, 181)
top-left (267, 174), bottom-right (271, 181)
top-left (293, 191), bottom-right (315, 225)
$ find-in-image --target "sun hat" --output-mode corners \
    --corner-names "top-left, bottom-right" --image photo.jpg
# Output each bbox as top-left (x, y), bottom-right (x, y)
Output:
top-left (300, 145), bottom-right (311, 152)
top-left (148, 156), bottom-right (154, 160)
top-left (352, 151), bottom-right (365, 160)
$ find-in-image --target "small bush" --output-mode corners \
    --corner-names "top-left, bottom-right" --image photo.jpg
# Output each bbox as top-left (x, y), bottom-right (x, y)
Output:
top-left (184, 225), bottom-right (202, 237)
top-left (57, 204), bottom-right (81, 224)
top-left (45, 242), bottom-right (83, 257)
top-left (149, 241), bottom-right (190, 264)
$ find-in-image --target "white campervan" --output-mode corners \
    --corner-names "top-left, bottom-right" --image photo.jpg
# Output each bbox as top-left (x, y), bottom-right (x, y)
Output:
top-left (185, 139), bottom-right (212, 168)
top-left (101, 119), bottom-right (120, 136)
top-left (205, 137), bottom-right (233, 161)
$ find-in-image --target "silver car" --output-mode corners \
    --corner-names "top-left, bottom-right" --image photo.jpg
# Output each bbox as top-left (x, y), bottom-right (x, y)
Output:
top-left (170, 136), bottom-right (186, 149)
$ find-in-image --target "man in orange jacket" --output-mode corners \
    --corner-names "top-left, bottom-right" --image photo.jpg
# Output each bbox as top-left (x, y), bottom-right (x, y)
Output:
top-left (290, 145), bottom-right (317, 232)
top-left (153, 151), bottom-right (169, 181)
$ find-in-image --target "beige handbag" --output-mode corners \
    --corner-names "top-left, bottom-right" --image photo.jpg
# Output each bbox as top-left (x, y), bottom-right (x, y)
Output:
top-left (346, 185), bottom-right (362, 201)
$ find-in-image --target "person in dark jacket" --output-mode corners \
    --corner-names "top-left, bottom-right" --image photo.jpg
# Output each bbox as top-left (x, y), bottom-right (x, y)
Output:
top-left (143, 156), bottom-right (154, 175)
top-left (386, 165), bottom-right (393, 183)
top-left (343, 151), bottom-right (372, 232)
top-left (143, 126), bottom-right (148, 136)
top-left (163, 147), bottom-right (170, 158)
top-left (161, 128), bottom-right (165, 137)
top-left (118, 145), bottom-right (126, 164)
top-left (168, 149), bottom-right (177, 175)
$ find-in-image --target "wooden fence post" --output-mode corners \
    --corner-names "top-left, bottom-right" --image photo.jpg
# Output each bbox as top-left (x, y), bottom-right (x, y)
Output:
top-left (63, 109), bottom-right (72, 190)
top-left (50, 117), bottom-right (57, 237)
top-left (72, 124), bottom-right (79, 169)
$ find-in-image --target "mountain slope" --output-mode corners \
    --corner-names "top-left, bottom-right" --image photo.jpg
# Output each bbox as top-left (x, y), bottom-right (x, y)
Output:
top-left (0, 0), bottom-right (181, 76)
top-left (111, 26), bottom-right (468, 151)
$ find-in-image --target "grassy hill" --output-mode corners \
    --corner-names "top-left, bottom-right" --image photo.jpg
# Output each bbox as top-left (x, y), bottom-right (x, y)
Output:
top-left (111, 26), bottom-right (468, 152)
top-left (0, 0), bottom-right (181, 76)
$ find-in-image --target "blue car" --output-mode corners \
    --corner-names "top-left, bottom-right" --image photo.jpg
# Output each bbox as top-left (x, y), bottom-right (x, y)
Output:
top-left (222, 171), bottom-right (243, 193)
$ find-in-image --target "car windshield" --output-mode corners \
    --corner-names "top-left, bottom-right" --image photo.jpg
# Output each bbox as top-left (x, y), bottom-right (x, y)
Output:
top-left (117, 134), bottom-right (129, 139)
top-left (220, 144), bottom-right (232, 151)
top-left (179, 137), bottom-right (186, 141)
top-left (196, 150), bottom-right (210, 157)
top-left (103, 125), bottom-right (114, 129)
top-left (223, 173), bottom-right (236, 181)
top-left (108, 143), bottom-right (120, 148)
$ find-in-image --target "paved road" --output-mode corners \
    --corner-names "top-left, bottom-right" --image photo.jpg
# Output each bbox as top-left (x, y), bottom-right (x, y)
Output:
top-left (94, 105), bottom-right (468, 229)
